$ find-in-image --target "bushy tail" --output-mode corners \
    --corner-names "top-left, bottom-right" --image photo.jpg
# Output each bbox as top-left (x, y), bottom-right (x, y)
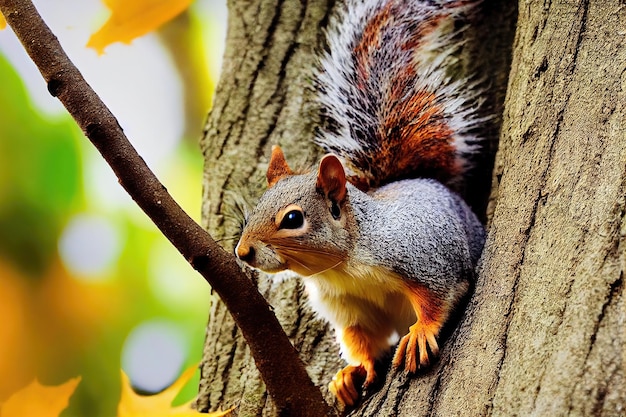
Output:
top-left (315, 0), bottom-right (484, 189)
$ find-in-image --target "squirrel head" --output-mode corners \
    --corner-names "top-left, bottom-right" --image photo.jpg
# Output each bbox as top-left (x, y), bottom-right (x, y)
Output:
top-left (235, 146), bottom-right (354, 276)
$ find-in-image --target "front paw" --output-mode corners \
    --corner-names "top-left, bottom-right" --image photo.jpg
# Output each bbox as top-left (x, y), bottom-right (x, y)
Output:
top-left (328, 364), bottom-right (372, 407)
top-left (392, 322), bottom-right (440, 372)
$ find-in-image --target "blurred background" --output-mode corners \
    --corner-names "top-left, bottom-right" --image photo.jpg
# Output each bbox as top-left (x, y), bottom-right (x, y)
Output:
top-left (0, 1), bottom-right (226, 415)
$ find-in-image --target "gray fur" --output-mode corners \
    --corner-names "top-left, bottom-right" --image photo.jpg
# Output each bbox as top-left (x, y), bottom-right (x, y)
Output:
top-left (246, 171), bottom-right (485, 292)
top-left (349, 178), bottom-right (485, 295)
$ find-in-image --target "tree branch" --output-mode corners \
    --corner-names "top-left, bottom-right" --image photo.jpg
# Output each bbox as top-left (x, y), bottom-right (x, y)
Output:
top-left (0, 1), bottom-right (332, 416)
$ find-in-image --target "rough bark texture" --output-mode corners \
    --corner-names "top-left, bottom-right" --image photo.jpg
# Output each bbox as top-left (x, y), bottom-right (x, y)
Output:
top-left (199, 0), bottom-right (625, 416)
top-left (470, 2), bottom-right (625, 415)
top-left (198, 1), bottom-right (340, 415)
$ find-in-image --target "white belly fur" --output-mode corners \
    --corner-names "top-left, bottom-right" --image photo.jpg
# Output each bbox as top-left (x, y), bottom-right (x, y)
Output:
top-left (304, 262), bottom-right (416, 363)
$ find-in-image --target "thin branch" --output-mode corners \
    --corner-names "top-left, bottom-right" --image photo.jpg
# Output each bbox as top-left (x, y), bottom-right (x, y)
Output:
top-left (0, 1), bottom-right (332, 416)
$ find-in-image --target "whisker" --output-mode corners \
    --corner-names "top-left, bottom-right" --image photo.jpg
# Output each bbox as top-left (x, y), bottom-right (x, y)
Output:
top-left (310, 259), bottom-right (346, 276)
top-left (216, 235), bottom-right (240, 243)
top-left (269, 235), bottom-right (347, 277)
top-left (279, 246), bottom-right (345, 265)
top-left (268, 238), bottom-right (345, 260)
top-left (279, 251), bottom-right (314, 273)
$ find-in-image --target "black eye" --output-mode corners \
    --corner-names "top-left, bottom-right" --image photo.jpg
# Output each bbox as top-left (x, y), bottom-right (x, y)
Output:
top-left (279, 209), bottom-right (304, 229)
top-left (330, 201), bottom-right (341, 220)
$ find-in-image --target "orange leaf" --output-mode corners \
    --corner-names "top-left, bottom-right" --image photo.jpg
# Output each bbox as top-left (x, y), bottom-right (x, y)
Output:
top-left (87, 0), bottom-right (193, 54)
top-left (117, 365), bottom-right (232, 417)
top-left (0, 260), bottom-right (33, 398)
top-left (0, 11), bottom-right (6, 30)
top-left (0, 377), bottom-right (81, 417)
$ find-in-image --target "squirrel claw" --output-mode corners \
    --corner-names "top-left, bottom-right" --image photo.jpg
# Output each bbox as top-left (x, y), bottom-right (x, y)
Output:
top-left (329, 364), bottom-right (371, 407)
top-left (392, 323), bottom-right (440, 373)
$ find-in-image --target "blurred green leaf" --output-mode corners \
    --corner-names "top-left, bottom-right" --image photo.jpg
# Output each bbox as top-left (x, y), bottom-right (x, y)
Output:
top-left (0, 53), bottom-right (81, 276)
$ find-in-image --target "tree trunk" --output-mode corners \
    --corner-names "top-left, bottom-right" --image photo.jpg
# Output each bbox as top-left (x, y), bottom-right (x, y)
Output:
top-left (461, 2), bottom-right (625, 415)
top-left (198, 0), bottom-right (625, 416)
top-left (197, 1), bottom-right (340, 415)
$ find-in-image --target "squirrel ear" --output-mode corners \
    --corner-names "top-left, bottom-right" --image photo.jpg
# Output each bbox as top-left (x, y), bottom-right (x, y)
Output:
top-left (267, 145), bottom-right (294, 187)
top-left (316, 154), bottom-right (347, 202)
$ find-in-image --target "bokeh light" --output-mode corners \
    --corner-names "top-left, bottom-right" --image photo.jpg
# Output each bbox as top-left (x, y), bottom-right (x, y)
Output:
top-left (58, 213), bottom-right (121, 280)
top-left (121, 320), bottom-right (187, 393)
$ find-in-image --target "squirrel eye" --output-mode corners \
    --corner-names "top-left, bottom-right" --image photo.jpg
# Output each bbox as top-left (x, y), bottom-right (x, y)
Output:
top-left (330, 201), bottom-right (341, 220)
top-left (279, 209), bottom-right (304, 229)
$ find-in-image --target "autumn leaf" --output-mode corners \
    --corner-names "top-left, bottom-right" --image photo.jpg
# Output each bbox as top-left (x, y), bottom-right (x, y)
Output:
top-left (0, 377), bottom-right (81, 417)
top-left (0, 369), bottom-right (231, 417)
top-left (87, 0), bottom-right (193, 54)
top-left (117, 365), bottom-right (232, 417)
top-left (0, 11), bottom-right (6, 30)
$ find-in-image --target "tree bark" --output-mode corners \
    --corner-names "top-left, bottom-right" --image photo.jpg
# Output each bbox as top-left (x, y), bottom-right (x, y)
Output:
top-left (463, 2), bottom-right (625, 415)
top-left (199, 0), bottom-right (625, 416)
top-left (197, 1), bottom-right (341, 415)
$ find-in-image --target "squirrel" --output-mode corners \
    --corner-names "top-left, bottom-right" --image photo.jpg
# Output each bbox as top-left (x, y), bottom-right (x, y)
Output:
top-left (234, 0), bottom-right (486, 407)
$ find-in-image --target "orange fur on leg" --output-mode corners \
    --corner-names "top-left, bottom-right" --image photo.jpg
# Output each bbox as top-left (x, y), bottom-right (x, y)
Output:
top-left (330, 325), bottom-right (380, 406)
top-left (393, 284), bottom-right (449, 372)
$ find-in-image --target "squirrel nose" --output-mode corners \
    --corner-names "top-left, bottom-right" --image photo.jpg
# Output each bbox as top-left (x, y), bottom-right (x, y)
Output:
top-left (235, 242), bottom-right (255, 264)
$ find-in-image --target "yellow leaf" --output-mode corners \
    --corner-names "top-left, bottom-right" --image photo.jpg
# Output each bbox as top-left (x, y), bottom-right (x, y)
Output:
top-left (117, 365), bottom-right (233, 417)
top-left (0, 11), bottom-right (6, 30)
top-left (0, 377), bottom-right (81, 417)
top-left (87, 0), bottom-right (193, 54)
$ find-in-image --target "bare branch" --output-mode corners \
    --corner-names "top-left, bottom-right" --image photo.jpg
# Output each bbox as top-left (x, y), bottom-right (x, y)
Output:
top-left (0, 1), bottom-right (331, 415)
